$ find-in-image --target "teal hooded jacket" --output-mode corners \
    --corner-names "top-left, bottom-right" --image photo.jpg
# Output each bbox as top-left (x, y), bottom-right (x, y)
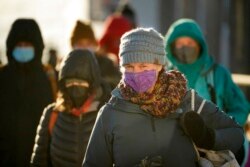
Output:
top-left (165, 18), bottom-right (249, 126)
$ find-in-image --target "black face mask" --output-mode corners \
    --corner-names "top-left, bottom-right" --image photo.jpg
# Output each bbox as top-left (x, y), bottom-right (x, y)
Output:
top-left (174, 46), bottom-right (199, 64)
top-left (66, 86), bottom-right (89, 108)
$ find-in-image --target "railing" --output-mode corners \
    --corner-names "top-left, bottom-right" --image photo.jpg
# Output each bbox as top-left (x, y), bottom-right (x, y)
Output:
top-left (232, 74), bottom-right (250, 86)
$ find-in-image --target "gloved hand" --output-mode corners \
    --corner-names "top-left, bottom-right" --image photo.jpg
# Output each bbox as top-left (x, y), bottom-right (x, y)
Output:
top-left (180, 111), bottom-right (215, 149)
top-left (135, 156), bottom-right (163, 167)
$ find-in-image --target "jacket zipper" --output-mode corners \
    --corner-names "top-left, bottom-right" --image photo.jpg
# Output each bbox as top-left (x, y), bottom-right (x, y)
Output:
top-left (78, 114), bottom-right (83, 166)
top-left (150, 116), bottom-right (156, 132)
top-left (79, 114), bottom-right (82, 121)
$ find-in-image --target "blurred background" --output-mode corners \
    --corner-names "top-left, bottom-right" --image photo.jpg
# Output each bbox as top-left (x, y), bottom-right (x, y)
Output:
top-left (0, 0), bottom-right (250, 98)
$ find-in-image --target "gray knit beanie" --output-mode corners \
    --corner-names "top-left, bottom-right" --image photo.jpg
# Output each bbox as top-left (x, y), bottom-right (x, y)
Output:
top-left (119, 27), bottom-right (166, 65)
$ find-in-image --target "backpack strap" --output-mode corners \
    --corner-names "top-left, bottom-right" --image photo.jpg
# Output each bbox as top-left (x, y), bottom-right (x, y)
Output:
top-left (43, 64), bottom-right (58, 100)
top-left (191, 89), bottom-right (195, 111)
top-left (203, 63), bottom-right (217, 104)
top-left (191, 89), bottom-right (206, 114)
top-left (48, 110), bottom-right (58, 135)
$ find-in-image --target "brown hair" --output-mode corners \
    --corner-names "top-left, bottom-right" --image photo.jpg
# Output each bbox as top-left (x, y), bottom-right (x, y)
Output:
top-left (70, 20), bottom-right (97, 47)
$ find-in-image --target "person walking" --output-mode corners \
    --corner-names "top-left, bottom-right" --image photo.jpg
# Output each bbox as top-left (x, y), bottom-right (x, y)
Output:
top-left (98, 14), bottom-right (134, 64)
top-left (164, 18), bottom-right (250, 165)
top-left (82, 27), bottom-right (244, 167)
top-left (0, 18), bottom-right (55, 167)
top-left (164, 18), bottom-right (249, 126)
top-left (30, 49), bottom-right (111, 167)
top-left (70, 20), bottom-right (121, 90)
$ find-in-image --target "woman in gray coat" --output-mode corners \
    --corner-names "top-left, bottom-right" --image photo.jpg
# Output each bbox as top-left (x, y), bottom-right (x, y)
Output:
top-left (82, 28), bottom-right (244, 167)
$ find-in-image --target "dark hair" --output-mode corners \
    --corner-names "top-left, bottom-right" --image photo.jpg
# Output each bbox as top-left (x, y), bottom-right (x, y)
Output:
top-left (116, 4), bottom-right (137, 28)
top-left (70, 20), bottom-right (97, 47)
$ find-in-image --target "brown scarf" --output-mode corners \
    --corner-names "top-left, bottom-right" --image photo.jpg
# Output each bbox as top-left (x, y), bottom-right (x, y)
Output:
top-left (119, 70), bottom-right (187, 118)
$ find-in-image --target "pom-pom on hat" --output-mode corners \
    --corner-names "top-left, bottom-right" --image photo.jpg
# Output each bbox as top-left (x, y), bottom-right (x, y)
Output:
top-left (119, 27), bottom-right (166, 66)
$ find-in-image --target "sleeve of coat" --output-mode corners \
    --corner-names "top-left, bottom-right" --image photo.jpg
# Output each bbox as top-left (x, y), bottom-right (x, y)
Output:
top-left (215, 65), bottom-right (249, 126)
top-left (30, 104), bottom-right (54, 167)
top-left (82, 105), bottom-right (113, 167)
top-left (194, 90), bottom-right (244, 154)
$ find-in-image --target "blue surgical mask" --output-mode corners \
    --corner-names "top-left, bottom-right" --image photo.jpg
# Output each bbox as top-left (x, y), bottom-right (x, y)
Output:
top-left (12, 47), bottom-right (35, 63)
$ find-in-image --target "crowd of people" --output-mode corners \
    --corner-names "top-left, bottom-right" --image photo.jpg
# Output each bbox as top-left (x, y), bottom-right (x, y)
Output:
top-left (0, 3), bottom-right (250, 167)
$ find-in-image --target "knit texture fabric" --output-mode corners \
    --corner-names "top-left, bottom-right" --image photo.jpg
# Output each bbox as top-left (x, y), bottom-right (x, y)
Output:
top-left (119, 70), bottom-right (187, 118)
top-left (119, 28), bottom-right (166, 65)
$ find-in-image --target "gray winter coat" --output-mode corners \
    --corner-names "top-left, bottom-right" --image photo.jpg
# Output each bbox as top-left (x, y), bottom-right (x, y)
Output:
top-left (82, 89), bottom-right (244, 167)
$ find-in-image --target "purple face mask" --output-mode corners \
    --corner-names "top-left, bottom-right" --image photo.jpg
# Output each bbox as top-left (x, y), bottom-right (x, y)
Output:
top-left (124, 70), bottom-right (157, 93)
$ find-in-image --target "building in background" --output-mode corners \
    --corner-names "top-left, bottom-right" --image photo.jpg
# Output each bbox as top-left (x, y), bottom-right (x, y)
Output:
top-left (157, 0), bottom-right (250, 100)
top-left (0, 0), bottom-right (89, 64)
top-left (0, 0), bottom-right (249, 99)
top-left (90, 0), bottom-right (250, 100)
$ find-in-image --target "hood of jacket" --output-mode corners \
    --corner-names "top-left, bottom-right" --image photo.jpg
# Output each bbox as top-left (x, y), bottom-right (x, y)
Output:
top-left (6, 18), bottom-right (44, 65)
top-left (165, 19), bottom-right (215, 87)
top-left (99, 14), bottom-right (133, 56)
top-left (59, 49), bottom-right (101, 92)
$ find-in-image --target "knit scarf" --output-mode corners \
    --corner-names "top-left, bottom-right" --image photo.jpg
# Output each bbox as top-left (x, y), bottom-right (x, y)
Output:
top-left (70, 94), bottom-right (95, 116)
top-left (119, 70), bottom-right (187, 118)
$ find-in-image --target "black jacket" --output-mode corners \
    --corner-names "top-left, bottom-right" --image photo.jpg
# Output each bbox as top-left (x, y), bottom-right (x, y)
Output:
top-left (30, 102), bottom-right (99, 167)
top-left (95, 52), bottom-right (121, 90)
top-left (0, 19), bottom-right (54, 167)
top-left (31, 49), bottom-right (111, 167)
